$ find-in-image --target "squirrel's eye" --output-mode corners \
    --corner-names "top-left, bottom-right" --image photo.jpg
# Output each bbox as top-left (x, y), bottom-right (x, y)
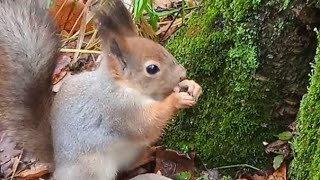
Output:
top-left (146, 64), bottom-right (160, 75)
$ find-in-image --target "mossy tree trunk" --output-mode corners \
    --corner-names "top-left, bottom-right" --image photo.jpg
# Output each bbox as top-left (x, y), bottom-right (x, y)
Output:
top-left (290, 30), bottom-right (320, 180)
top-left (161, 0), bottom-right (317, 170)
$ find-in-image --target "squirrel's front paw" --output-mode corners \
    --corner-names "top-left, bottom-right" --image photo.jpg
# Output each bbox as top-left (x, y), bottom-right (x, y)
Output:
top-left (171, 92), bottom-right (196, 109)
top-left (174, 80), bottom-right (202, 102)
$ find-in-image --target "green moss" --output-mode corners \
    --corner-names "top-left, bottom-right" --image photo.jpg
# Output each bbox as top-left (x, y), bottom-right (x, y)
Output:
top-left (290, 31), bottom-right (320, 180)
top-left (221, 176), bottom-right (233, 180)
top-left (161, 0), bottom-right (283, 168)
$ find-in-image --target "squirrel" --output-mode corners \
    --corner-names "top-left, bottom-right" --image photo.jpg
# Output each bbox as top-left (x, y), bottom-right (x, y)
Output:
top-left (0, 0), bottom-right (202, 180)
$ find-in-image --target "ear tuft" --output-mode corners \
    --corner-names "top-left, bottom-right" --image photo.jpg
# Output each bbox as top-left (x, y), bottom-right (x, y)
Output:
top-left (109, 38), bottom-right (128, 71)
top-left (96, 0), bottom-right (137, 38)
top-left (95, 0), bottom-right (133, 72)
top-left (110, 38), bottom-right (123, 58)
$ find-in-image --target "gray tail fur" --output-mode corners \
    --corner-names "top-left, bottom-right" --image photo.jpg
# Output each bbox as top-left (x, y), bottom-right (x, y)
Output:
top-left (0, 0), bottom-right (60, 162)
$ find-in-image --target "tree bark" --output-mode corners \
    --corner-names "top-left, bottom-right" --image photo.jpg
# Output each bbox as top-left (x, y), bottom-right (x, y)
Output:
top-left (161, 0), bottom-right (318, 171)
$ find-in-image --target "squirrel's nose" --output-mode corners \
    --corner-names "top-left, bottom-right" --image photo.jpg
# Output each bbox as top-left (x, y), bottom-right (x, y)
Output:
top-left (180, 75), bottom-right (186, 81)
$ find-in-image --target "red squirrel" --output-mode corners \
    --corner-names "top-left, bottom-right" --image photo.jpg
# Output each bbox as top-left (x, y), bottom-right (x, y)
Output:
top-left (0, 0), bottom-right (202, 179)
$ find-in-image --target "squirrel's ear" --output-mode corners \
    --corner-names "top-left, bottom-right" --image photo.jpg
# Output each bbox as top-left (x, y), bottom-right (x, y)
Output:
top-left (95, 0), bottom-right (137, 72)
top-left (109, 37), bottom-right (128, 71)
top-left (96, 0), bottom-right (137, 38)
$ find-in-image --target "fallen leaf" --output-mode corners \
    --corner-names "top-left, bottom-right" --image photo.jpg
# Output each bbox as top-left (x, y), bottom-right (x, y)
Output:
top-left (18, 163), bottom-right (51, 179)
top-left (117, 146), bottom-right (157, 180)
top-left (198, 169), bottom-right (220, 180)
top-left (272, 155), bottom-right (284, 170)
top-left (0, 134), bottom-right (21, 165)
top-left (130, 173), bottom-right (172, 180)
top-left (276, 131), bottom-right (292, 141)
top-left (117, 146), bottom-right (197, 180)
top-left (128, 146), bottom-right (156, 171)
top-left (79, 54), bottom-right (99, 71)
top-left (52, 55), bottom-right (71, 85)
top-left (154, 147), bottom-right (197, 179)
top-left (154, 0), bottom-right (181, 9)
top-left (252, 174), bottom-right (268, 180)
top-left (268, 163), bottom-right (286, 180)
top-left (173, 171), bottom-right (191, 180)
top-left (287, 121), bottom-right (296, 132)
top-left (138, 17), bottom-right (157, 41)
top-left (49, 0), bottom-right (93, 33)
top-left (9, 150), bottom-right (23, 180)
top-left (187, 0), bottom-right (196, 8)
top-left (52, 78), bottom-right (65, 93)
top-left (265, 140), bottom-right (291, 158)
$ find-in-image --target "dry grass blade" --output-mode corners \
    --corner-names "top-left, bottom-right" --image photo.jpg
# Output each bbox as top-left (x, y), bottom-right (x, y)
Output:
top-left (137, 17), bottom-right (157, 41)
top-left (54, 0), bottom-right (68, 19)
top-left (61, 48), bottom-right (102, 54)
top-left (84, 29), bottom-right (98, 49)
top-left (72, 0), bottom-right (94, 63)
top-left (10, 149), bottom-right (23, 180)
top-left (68, 4), bottom-right (86, 36)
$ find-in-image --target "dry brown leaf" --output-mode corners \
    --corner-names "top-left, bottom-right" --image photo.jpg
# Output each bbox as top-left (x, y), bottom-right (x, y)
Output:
top-left (117, 147), bottom-right (156, 180)
top-left (154, 147), bottom-right (196, 179)
top-left (71, 0), bottom-right (92, 62)
top-left (117, 146), bottom-right (197, 180)
top-left (18, 163), bottom-right (51, 179)
top-left (10, 150), bottom-right (23, 180)
top-left (49, 0), bottom-right (93, 33)
top-left (268, 163), bottom-right (286, 180)
top-left (1, 159), bottom-right (14, 178)
top-left (265, 140), bottom-right (291, 158)
top-left (154, 0), bottom-right (182, 9)
top-left (158, 13), bottom-right (192, 42)
top-left (52, 76), bottom-right (66, 93)
top-left (187, 0), bottom-right (196, 8)
top-left (138, 17), bottom-right (157, 41)
top-left (154, 0), bottom-right (174, 9)
top-left (130, 173), bottom-right (172, 180)
top-left (52, 55), bottom-right (71, 84)
top-left (237, 162), bottom-right (286, 180)
top-left (128, 146), bottom-right (157, 171)
top-left (252, 174), bottom-right (268, 180)
top-left (0, 134), bottom-right (22, 165)
top-left (199, 169), bottom-right (220, 180)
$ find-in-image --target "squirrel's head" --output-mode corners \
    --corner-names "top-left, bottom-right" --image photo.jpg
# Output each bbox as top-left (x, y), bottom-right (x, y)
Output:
top-left (96, 0), bottom-right (186, 100)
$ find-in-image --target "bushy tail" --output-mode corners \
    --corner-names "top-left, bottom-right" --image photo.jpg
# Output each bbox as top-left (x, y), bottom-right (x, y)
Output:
top-left (0, 0), bottom-right (60, 162)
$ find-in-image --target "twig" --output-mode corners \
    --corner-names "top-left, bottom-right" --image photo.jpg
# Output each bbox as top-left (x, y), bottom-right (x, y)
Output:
top-left (85, 29), bottom-right (98, 50)
top-left (86, 39), bottom-right (101, 50)
top-left (161, 8), bottom-right (182, 40)
top-left (212, 164), bottom-right (261, 171)
top-left (62, 30), bottom-right (95, 43)
top-left (196, 154), bottom-right (208, 171)
top-left (10, 149), bottom-right (23, 180)
top-left (68, 4), bottom-right (86, 37)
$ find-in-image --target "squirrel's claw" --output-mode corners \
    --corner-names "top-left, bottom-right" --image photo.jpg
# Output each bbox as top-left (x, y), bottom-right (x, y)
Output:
top-left (178, 80), bottom-right (202, 102)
